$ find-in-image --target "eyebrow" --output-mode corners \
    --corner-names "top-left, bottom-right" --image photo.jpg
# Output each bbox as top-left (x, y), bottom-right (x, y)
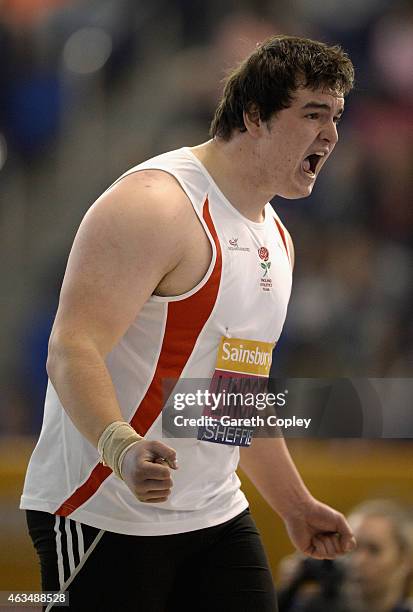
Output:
top-left (301, 102), bottom-right (344, 115)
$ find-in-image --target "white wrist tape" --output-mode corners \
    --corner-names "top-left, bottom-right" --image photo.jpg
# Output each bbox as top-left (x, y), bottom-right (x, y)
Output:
top-left (97, 421), bottom-right (142, 480)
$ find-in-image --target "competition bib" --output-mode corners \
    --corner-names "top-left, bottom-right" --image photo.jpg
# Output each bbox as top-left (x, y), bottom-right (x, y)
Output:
top-left (197, 337), bottom-right (274, 447)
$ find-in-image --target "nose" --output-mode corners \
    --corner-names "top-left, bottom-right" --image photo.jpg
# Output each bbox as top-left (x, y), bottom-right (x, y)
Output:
top-left (320, 120), bottom-right (338, 146)
top-left (351, 548), bottom-right (369, 571)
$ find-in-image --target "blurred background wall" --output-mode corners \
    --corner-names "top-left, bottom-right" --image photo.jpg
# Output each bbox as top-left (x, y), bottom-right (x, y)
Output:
top-left (0, 0), bottom-right (412, 596)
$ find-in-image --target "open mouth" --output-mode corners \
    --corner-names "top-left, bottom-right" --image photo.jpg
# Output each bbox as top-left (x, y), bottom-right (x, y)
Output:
top-left (302, 153), bottom-right (324, 177)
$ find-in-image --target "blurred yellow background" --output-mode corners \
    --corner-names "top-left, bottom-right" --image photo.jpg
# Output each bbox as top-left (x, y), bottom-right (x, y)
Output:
top-left (2, 438), bottom-right (412, 590)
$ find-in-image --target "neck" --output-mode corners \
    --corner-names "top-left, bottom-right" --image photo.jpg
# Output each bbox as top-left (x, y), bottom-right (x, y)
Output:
top-left (190, 138), bottom-right (273, 223)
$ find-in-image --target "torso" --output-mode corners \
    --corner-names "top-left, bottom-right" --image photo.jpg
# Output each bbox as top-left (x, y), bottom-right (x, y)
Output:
top-left (21, 146), bottom-right (293, 536)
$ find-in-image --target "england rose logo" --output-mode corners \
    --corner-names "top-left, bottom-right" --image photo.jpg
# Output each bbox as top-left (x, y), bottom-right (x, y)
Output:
top-left (258, 247), bottom-right (271, 276)
top-left (258, 247), bottom-right (269, 261)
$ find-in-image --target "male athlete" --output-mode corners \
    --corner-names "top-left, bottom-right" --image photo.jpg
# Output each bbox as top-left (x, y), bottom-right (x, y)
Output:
top-left (21, 35), bottom-right (356, 611)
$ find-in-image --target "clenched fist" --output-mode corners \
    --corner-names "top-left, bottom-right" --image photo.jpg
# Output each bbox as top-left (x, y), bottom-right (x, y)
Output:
top-left (120, 440), bottom-right (178, 503)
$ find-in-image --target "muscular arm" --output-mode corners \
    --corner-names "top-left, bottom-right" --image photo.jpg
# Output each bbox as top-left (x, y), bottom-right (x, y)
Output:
top-left (239, 437), bottom-right (356, 559)
top-left (47, 171), bottom-right (188, 447)
top-left (238, 226), bottom-right (356, 558)
top-left (239, 438), bottom-right (311, 519)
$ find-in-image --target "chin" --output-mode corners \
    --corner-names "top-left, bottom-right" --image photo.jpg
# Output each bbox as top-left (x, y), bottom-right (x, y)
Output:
top-left (278, 184), bottom-right (314, 199)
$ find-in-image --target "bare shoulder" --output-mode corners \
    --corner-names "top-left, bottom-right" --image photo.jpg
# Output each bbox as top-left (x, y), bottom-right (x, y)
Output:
top-left (90, 169), bottom-right (194, 233)
top-left (105, 168), bottom-right (190, 207)
top-left (77, 169), bottom-right (195, 277)
top-left (52, 169), bottom-right (195, 354)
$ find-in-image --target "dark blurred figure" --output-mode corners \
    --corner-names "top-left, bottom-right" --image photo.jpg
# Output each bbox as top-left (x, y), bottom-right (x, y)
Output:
top-left (277, 556), bottom-right (355, 612)
top-left (347, 499), bottom-right (413, 612)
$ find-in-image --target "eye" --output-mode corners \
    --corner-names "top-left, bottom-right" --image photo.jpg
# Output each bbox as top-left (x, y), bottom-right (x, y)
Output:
top-left (306, 113), bottom-right (319, 120)
top-left (334, 116), bottom-right (342, 124)
top-left (366, 543), bottom-right (381, 556)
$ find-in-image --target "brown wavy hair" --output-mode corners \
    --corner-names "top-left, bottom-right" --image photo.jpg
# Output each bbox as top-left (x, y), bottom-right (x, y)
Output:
top-left (210, 34), bottom-right (355, 140)
top-left (349, 499), bottom-right (413, 598)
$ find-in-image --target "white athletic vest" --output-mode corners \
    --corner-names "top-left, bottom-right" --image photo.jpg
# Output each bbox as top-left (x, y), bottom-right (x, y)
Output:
top-left (20, 147), bottom-right (293, 535)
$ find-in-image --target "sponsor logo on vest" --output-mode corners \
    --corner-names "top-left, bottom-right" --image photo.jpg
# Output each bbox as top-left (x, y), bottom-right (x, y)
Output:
top-left (216, 336), bottom-right (274, 377)
top-left (228, 237), bottom-right (250, 252)
top-left (197, 336), bottom-right (275, 446)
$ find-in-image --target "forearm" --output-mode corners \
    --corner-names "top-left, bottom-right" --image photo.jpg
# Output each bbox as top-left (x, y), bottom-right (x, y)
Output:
top-left (47, 337), bottom-right (124, 448)
top-left (239, 437), bottom-right (313, 519)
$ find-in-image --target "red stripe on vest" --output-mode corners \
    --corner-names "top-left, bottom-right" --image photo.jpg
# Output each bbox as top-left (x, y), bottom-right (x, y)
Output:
top-left (55, 197), bottom-right (222, 516)
top-left (274, 217), bottom-right (290, 265)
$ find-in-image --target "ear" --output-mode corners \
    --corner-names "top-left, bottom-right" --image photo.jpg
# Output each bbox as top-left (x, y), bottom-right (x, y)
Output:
top-left (243, 104), bottom-right (262, 137)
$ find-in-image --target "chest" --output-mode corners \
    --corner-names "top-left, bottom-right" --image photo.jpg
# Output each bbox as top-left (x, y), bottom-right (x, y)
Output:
top-left (155, 197), bottom-right (292, 344)
top-left (212, 217), bottom-right (292, 343)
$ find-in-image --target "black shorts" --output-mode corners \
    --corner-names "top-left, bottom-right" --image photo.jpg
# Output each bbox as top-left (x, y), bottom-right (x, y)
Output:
top-left (26, 508), bottom-right (278, 612)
